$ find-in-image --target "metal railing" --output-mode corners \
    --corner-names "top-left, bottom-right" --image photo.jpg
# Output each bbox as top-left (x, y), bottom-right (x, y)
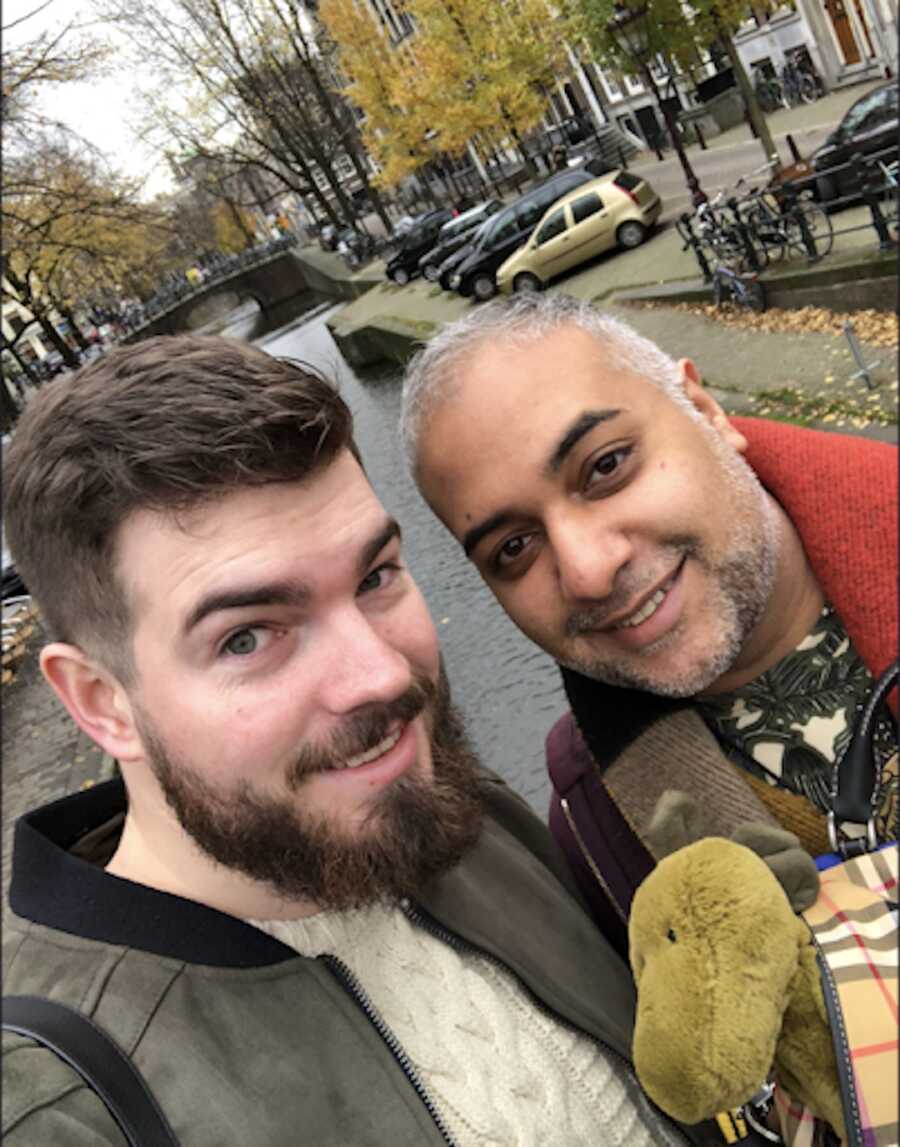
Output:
top-left (118, 235), bottom-right (298, 336)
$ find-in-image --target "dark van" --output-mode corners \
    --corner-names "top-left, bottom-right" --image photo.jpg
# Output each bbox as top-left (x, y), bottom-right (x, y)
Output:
top-left (449, 169), bottom-right (596, 300)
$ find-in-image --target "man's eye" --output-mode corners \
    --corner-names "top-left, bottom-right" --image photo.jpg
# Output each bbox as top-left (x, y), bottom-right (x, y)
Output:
top-left (358, 561), bottom-right (401, 595)
top-left (222, 627), bottom-right (267, 657)
top-left (585, 446), bottom-right (632, 490)
top-left (493, 533), bottom-right (534, 571)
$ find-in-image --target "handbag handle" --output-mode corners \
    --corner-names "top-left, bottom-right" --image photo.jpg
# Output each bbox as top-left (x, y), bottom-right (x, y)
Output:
top-left (3, 995), bottom-right (179, 1146)
top-left (829, 660), bottom-right (898, 856)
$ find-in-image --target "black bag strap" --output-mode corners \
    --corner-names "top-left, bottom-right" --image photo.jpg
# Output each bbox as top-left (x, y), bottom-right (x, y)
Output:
top-left (829, 659), bottom-right (899, 856)
top-left (3, 994), bottom-right (179, 1147)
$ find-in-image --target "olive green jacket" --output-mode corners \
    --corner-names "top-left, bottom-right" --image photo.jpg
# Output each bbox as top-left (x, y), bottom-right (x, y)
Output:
top-left (3, 774), bottom-right (695, 1146)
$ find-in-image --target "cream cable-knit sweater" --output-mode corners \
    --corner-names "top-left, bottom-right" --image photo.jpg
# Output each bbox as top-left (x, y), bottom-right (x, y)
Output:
top-left (251, 903), bottom-right (678, 1147)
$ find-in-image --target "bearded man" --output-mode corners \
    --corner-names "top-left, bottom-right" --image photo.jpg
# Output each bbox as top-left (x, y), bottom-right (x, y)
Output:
top-left (2, 335), bottom-right (709, 1146)
top-left (402, 294), bottom-right (897, 957)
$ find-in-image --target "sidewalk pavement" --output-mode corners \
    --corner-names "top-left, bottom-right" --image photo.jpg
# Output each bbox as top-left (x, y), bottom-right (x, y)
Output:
top-left (627, 78), bottom-right (888, 222)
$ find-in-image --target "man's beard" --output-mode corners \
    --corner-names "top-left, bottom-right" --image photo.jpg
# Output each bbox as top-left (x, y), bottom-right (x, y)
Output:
top-left (561, 436), bottom-right (780, 698)
top-left (139, 666), bottom-right (485, 911)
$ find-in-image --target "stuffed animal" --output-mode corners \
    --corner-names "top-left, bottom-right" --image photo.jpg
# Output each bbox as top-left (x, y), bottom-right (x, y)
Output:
top-left (628, 792), bottom-right (845, 1141)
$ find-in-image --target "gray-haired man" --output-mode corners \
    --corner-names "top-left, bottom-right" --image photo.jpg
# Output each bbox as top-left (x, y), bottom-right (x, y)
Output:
top-left (402, 294), bottom-right (897, 955)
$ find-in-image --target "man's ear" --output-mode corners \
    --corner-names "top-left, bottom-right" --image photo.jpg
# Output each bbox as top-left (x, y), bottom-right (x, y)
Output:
top-left (40, 643), bottom-right (144, 764)
top-left (677, 359), bottom-right (748, 454)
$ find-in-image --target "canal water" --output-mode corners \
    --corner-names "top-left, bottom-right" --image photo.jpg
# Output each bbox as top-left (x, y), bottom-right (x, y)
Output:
top-left (216, 297), bottom-right (564, 814)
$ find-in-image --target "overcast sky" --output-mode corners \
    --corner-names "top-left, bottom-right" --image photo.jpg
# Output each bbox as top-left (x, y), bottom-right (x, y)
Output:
top-left (5, 0), bottom-right (175, 198)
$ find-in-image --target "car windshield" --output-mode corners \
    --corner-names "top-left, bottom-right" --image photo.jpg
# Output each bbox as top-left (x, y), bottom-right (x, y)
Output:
top-left (401, 227), bottom-right (428, 251)
top-left (466, 214), bottom-right (497, 249)
top-left (440, 203), bottom-right (493, 241)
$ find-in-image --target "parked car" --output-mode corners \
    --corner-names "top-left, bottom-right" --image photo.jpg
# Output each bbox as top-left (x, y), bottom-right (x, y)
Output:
top-left (418, 200), bottom-right (503, 281)
top-left (496, 170), bottom-right (662, 294)
top-left (449, 168), bottom-right (597, 300)
top-left (391, 214), bottom-right (418, 241)
top-left (385, 208), bottom-right (455, 284)
top-left (435, 216), bottom-right (497, 290)
top-left (812, 83), bottom-right (898, 205)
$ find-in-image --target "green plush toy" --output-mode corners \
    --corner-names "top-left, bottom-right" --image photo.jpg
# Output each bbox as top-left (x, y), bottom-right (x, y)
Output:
top-left (628, 792), bottom-right (845, 1141)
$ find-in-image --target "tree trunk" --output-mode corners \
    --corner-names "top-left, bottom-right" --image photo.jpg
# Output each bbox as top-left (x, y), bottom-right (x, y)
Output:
top-left (720, 30), bottom-right (779, 168)
top-left (3, 267), bottom-right (80, 369)
top-left (38, 315), bottom-right (79, 367)
top-left (7, 342), bottom-right (39, 387)
top-left (502, 112), bottom-right (536, 180)
top-left (0, 374), bottom-right (20, 431)
top-left (58, 303), bottom-right (90, 352)
top-left (225, 194), bottom-right (255, 245)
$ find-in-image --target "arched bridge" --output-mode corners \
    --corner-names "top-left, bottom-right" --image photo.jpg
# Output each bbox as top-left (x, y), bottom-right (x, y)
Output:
top-left (121, 246), bottom-right (334, 342)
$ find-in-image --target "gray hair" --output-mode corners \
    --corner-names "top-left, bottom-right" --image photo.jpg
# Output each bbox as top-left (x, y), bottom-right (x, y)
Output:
top-left (400, 293), bottom-right (698, 472)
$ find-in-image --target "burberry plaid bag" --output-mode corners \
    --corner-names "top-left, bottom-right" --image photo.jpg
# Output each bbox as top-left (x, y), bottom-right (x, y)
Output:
top-left (774, 662), bottom-right (898, 1147)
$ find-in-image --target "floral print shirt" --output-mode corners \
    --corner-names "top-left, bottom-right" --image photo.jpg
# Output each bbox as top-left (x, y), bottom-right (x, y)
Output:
top-left (697, 605), bottom-right (897, 845)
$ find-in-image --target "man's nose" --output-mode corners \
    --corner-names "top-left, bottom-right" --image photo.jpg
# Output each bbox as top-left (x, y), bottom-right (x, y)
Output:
top-left (548, 508), bottom-right (633, 602)
top-left (317, 607), bottom-right (413, 715)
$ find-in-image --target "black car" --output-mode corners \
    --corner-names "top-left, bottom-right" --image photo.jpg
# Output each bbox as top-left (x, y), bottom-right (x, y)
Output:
top-left (812, 83), bottom-right (897, 205)
top-left (435, 218), bottom-right (494, 290)
top-left (418, 200), bottom-right (502, 281)
top-left (385, 209), bottom-right (455, 284)
top-left (449, 169), bottom-right (597, 300)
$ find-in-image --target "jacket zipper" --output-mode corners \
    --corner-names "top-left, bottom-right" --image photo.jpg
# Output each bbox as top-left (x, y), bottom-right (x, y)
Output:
top-left (559, 795), bottom-right (629, 923)
top-left (321, 953), bottom-right (457, 1147)
top-left (398, 898), bottom-right (692, 1147)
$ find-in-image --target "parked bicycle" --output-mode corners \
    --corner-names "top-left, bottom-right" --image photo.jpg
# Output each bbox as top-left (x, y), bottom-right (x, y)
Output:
top-left (779, 60), bottom-right (819, 107)
top-left (711, 262), bottom-right (767, 312)
top-left (694, 192), bottom-right (768, 271)
top-left (753, 68), bottom-right (784, 114)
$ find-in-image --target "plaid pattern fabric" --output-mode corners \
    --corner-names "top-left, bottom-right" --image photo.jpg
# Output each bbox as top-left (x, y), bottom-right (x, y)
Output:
top-left (776, 844), bottom-right (898, 1147)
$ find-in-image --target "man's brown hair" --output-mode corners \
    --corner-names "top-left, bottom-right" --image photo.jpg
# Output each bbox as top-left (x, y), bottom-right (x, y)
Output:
top-left (3, 335), bottom-right (358, 679)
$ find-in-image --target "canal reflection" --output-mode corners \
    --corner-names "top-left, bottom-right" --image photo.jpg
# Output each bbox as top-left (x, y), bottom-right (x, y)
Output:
top-left (223, 298), bottom-right (564, 813)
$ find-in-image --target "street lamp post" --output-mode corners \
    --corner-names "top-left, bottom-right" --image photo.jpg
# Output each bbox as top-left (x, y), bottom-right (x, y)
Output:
top-left (606, 3), bottom-right (707, 207)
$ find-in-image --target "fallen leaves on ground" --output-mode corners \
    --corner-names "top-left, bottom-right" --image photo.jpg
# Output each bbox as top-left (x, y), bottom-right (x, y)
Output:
top-left (2, 602), bottom-right (39, 685)
top-left (634, 302), bottom-right (898, 347)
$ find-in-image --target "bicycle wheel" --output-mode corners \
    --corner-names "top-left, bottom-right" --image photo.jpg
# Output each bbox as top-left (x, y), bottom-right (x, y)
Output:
top-left (768, 79), bottom-right (787, 109)
top-left (781, 77), bottom-right (799, 108)
top-left (743, 204), bottom-right (786, 263)
top-left (785, 204), bottom-right (834, 260)
top-left (799, 74), bottom-right (818, 103)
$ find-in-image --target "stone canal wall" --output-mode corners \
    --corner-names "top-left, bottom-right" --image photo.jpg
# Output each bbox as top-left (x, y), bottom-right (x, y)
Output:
top-left (308, 242), bottom-right (897, 372)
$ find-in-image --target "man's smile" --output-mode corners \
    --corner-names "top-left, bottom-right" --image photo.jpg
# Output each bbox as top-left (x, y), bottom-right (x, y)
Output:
top-left (602, 559), bottom-right (685, 632)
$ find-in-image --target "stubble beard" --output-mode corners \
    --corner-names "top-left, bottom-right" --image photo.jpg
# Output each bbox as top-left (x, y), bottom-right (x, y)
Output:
top-left (138, 665), bottom-right (485, 911)
top-left (560, 436), bottom-right (780, 698)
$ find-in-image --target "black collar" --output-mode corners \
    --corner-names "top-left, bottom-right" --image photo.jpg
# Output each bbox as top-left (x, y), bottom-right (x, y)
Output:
top-left (560, 666), bottom-right (687, 767)
top-left (9, 780), bottom-right (298, 968)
